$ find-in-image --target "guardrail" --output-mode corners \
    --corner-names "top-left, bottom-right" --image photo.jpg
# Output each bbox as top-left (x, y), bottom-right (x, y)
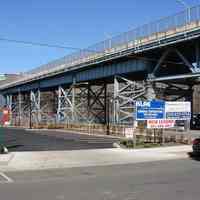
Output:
top-left (1, 5), bottom-right (200, 90)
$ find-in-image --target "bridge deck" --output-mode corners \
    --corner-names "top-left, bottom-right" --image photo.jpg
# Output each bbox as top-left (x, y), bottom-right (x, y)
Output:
top-left (1, 5), bottom-right (200, 91)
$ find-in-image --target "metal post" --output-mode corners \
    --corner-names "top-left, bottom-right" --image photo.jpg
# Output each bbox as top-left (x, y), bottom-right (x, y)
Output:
top-left (114, 76), bottom-right (119, 124)
top-left (6, 94), bottom-right (12, 125)
top-left (104, 83), bottom-right (110, 135)
top-left (72, 78), bottom-right (76, 122)
top-left (189, 87), bottom-right (193, 131)
top-left (196, 42), bottom-right (200, 69)
top-left (87, 84), bottom-right (91, 120)
top-left (38, 89), bottom-right (41, 123)
top-left (18, 91), bottom-right (22, 126)
top-left (29, 95), bottom-right (32, 129)
top-left (57, 86), bottom-right (62, 122)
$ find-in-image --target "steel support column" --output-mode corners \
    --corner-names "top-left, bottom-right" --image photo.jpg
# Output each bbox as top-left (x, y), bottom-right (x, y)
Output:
top-left (196, 41), bottom-right (200, 70)
top-left (6, 94), bottom-right (12, 112)
top-left (57, 86), bottom-right (74, 123)
top-left (87, 83), bottom-right (107, 124)
top-left (30, 89), bottom-right (41, 124)
top-left (7, 94), bottom-right (19, 125)
top-left (18, 91), bottom-right (22, 126)
top-left (114, 76), bottom-right (146, 124)
top-left (57, 82), bottom-right (108, 124)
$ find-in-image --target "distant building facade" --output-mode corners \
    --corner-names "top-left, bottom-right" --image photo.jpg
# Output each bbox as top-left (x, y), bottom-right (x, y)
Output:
top-left (0, 74), bottom-right (21, 107)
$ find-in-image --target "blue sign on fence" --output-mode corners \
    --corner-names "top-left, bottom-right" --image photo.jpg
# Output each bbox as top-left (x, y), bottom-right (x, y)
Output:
top-left (136, 100), bottom-right (165, 120)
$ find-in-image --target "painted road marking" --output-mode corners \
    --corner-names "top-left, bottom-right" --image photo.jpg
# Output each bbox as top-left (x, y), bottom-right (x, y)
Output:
top-left (0, 172), bottom-right (14, 183)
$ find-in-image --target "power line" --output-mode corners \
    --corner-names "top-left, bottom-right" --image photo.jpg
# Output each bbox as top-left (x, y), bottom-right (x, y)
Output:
top-left (0, 37), bottom-right (82, 51)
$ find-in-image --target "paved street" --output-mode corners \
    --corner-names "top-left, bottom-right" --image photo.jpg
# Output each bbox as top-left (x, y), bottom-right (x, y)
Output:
top-left (0, 128), bottom-right (119, 151)
top-left (0, 158), bottom-right (199, 200)
top-left (0, 127), bottom-right (199, 199)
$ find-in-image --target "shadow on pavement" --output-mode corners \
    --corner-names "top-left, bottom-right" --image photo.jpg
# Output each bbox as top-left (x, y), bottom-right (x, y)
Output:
top-left (0, 127), bottom-right (117, 152)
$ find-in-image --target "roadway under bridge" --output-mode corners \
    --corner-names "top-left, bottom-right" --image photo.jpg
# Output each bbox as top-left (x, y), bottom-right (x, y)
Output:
top-left (1, 5), bottom-right (200, 130)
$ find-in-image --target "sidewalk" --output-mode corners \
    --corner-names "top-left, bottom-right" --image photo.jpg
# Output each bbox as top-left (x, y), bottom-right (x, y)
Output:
top-left (0, 145), bottom-right (192, 172)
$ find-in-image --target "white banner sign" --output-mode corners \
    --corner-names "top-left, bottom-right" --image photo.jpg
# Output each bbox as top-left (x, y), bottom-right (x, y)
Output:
top-left (124, 128), bottom-right (134, 139)
top-left (165, 102), bottom-right (191, 120)
top-left (147, 119), bottom-right (175, 129)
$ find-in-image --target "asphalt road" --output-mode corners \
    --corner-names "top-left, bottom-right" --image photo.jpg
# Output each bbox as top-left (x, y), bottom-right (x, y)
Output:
top-left (0, 158), bottom-right (199, 200)
top-left (0, 128), bottom-right (119, 151)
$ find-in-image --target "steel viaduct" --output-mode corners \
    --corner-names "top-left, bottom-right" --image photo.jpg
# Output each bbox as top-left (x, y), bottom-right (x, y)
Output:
top-left (1, 5), bottom-right (200, 128)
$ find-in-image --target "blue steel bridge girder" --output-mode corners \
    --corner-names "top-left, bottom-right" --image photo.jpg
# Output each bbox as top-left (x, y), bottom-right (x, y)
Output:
top-left (0, 58), bottom-right (151, 95)
top-left (3, 38), bottom-right (200, 97)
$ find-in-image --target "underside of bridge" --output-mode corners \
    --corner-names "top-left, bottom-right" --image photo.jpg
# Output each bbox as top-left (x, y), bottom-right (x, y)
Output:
top-left (2, 10), bottom-right (200, 132)
top-left (3, 38), bottom-right (200, 129)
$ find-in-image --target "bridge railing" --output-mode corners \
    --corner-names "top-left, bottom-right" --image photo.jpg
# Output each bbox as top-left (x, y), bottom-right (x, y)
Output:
top-left (1, 5), bottom-right (200, 89)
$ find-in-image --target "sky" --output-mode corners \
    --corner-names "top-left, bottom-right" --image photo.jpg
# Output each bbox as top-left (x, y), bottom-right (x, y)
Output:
top-left (0, 0), bottom-right (200, 74)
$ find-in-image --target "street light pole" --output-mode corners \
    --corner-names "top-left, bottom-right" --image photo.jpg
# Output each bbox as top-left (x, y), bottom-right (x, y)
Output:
top-left (176, 0), bottom-right (191, 23)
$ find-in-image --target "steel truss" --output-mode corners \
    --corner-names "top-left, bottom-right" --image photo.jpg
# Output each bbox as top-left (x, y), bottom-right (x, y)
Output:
top-left (57, 83), bottom-right (107, 124)
top-left (57, 85), bottom-right (76, 123)
top-left (87, 83), bottom-right (107, 124)
top-left (150, 47), bottom-right (200, 79)
top-left (6, 90), bottom-right (56, 126)
top-left (113, 76), bottom-right (193, 125)
top-left (6, 94), bottom-right (12, 113)
top-left (30, 90), bottom-right (41, 124)
top-left (114, 76), bottom-right (146, 124)
top-left (4, 77), bottom-right (194, 128)
top-left (30, 90), bottom-right (55, 125)
top-left (154, 82), bottom-right (193, 101)
top-left (6, 93), bottom-right (29, 126)
top-left (5, 93), bottom-right (21, 125)
top-left (57, 84), bottom-right (90, 123)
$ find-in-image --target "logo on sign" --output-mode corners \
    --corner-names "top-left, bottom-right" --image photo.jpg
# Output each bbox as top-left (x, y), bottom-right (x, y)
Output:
top-left (136, 102), bottom-right (150, 107)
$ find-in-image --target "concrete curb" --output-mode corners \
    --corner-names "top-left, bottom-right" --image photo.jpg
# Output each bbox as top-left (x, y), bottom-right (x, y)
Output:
top-left (25, 128), bottom-right (123, 139)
